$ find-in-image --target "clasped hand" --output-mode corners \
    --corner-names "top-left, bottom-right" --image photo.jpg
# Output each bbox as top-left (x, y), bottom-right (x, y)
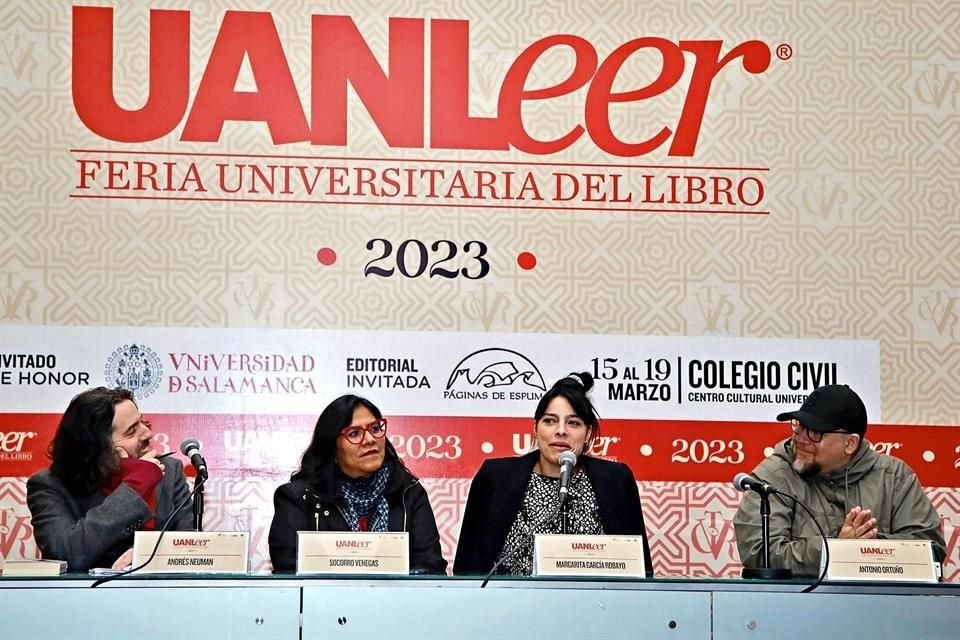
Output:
top-left (838, 506), bottom-right (877, 539)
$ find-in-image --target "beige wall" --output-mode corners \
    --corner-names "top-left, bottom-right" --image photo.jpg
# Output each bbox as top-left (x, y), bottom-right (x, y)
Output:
top-left (2, 0), bottom-right (956, 424)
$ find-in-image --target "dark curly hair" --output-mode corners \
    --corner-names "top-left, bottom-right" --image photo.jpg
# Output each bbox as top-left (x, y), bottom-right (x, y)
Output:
top-left (49, 387), bottom-right (134, 495)
top-left (533, 372), bottom-right (601, 454)
top-left (292, 394), bottom-right (412, 504)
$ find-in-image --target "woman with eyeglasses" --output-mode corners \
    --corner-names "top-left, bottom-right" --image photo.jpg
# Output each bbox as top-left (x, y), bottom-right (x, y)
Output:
top-left (453, 372), bottom-right (653, 577)
top-left (268, 394), bottom-right (447, 574)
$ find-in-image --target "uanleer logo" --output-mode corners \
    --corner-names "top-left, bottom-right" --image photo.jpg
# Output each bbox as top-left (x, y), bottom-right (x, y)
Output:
top-left (0, 431), bottom-right (37, 461)
top-left (72, 7), bottom-right (773, 157)
top-left (860, 547), bottom-right (895, 556)
top-left (571, 542), bottom-right (606, 551)
top-left (336, 540), bottom-right (373, 549)
top-left (173, 538), bottom-right (210, 547)
top-left (870, 442), bottom-right (902, 456)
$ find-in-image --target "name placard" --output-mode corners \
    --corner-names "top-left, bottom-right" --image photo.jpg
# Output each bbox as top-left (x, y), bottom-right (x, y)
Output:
top-left (132, 531), bottom-right (249, 574)
top-left (297, 532), bottom-right (410, 575)
top-left (533, 534), bottom-right (646, 578)
top-left (823, 539), bottom-right (937, 583)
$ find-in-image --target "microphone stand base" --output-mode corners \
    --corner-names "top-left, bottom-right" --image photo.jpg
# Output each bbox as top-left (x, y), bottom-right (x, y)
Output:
top-left (741, 566), bottom-right (793, 580)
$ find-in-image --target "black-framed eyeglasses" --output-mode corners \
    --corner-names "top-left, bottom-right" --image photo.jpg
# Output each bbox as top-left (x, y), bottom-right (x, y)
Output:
top-left (339, 418), bottom-right (388, 445)
top-left (789, 419), bottom-right (851, 443)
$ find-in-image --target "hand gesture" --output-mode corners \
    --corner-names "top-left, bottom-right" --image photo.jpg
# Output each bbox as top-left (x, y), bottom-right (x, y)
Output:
top-left (139, 449), bottom-right (165, 475)
top-left (112, 547), bottom-right (134, 570)
top-left (838, 506), bottom-right (877, 539)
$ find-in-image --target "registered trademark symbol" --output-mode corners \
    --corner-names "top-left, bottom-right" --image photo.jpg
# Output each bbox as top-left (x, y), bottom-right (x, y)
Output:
top-left (776, 43), bottom-right (793, 60)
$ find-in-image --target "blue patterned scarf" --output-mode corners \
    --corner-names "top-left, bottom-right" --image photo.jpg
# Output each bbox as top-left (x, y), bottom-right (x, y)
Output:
top-left (338, 463), bottom-right (391, 532)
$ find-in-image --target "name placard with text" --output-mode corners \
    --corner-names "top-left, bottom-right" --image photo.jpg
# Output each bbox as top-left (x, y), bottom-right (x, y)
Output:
top-left (824, 539), bottom-right (938, 583)
top-left (132, 531), bottom-right (249, 574)
top-left (297, 532), bottom-right (410, 575)
top-left (533, 534), bottom-right (646, 578)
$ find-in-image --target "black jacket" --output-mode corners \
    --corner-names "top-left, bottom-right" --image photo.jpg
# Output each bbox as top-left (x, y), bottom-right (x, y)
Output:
top-left (453, 451), bottom-right (653, 576)
top-left (268, 459), bottom-right (447, 574)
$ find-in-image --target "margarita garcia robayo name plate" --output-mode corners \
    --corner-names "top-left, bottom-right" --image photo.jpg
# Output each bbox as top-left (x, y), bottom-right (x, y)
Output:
top-left (533, 534), bottom-right (647, 578)
top-left (132, 531), bottom-right (249, 573)
top-left (297, 532), bottom-right (410, 575)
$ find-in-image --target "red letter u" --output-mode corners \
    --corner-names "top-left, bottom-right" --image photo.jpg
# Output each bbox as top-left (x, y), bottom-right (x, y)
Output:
top-left (72, 6), bottom-right (190, 142)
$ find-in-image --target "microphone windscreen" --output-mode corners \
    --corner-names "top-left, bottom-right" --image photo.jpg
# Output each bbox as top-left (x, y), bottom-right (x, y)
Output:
top-left (559, 450), bottom-right (577, 467)
top-left (732, 472), bottom-right (751, 492)
top-left (180, 438), bottom-right (201, 456)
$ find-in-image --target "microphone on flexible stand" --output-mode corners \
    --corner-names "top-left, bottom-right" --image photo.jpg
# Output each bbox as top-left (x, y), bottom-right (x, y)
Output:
top-left (179, 438), bottom-right (207, 531)
top-left (479, 500), bottom-right (562, 589)
top-left (733, 472), bottom-right (791, 580)
top-left (558, 451), bottom-right (576, 503)
top-left (557, 451), bottom-right (577, 534)
top-left (733, 472), bottom-right (778, 496)
top-left (733, 472), bottom-right (831, 591)
top-left (481, 452), bottom-right (577, 588)
top-left (91, 472), bottom-right (205, 588)
top-left (180, 438), bottom-right (208, 480)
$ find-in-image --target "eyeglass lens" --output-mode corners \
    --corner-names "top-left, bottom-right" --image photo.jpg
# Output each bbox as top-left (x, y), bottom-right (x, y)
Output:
top-left (343, 420), bottom-right (387, 444)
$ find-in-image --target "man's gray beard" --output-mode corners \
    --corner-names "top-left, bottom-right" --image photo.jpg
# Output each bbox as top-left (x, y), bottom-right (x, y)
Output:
top-left (792, 456), bottom-right (821, 479)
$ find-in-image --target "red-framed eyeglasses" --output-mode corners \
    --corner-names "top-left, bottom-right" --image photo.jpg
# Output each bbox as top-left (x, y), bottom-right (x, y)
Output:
top-left (339, 418), bottom-right (388, 445)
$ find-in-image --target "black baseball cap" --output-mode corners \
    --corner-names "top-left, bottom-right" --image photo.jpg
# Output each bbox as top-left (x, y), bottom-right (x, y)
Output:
top-left (776, 384), bottom-right (868, 436)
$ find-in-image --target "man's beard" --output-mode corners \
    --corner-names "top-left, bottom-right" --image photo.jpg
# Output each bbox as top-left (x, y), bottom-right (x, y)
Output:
top-left (792, 457), bottom-right (821, 479)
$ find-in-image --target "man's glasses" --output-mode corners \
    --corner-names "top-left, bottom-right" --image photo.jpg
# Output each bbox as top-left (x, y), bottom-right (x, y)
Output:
top-left (789, 419), bottom-right (850, 443)
top-left (340, 418), bottom-right (388, 445)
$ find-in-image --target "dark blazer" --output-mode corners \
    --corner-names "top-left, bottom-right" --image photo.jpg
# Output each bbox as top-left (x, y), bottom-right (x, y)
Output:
top-left (453, 451), bottom-right (653, 576)
top-left (268, 460), bottom-right (447, 574)
top-left (26, 458), bottom-right (194, 571)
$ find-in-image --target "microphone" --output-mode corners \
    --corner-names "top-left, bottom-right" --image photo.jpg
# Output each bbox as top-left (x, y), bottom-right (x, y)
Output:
top-left (480, 451), bottom-right (577, 588)
top-left (558, 450), bottom-right (577, 505)
top-left (180, 438), bottom-right (208, 480)
top-left (480, 499), bottom-right (563, 588)
top-left (732, 471), bottom-right (830, 590)
top-left (733, 472), bottom-right (778, 495)
top-left (91, 473), bottom-right (205, 587)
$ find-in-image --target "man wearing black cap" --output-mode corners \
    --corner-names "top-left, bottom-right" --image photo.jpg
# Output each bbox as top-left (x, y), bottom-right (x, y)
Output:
top-left (733, 385), bottom-right (945, 576)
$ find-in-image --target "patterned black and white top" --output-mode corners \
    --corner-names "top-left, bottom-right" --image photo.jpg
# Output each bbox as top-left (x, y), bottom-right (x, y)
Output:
top-left (497, 469), bottom-right (604, 575)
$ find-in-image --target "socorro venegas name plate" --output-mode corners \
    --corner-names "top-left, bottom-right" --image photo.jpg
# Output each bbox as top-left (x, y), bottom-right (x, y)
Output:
top-left (533, 534), bottom-right (646, 578)
top-left (132, 531), bottom-right (249, 574)
top-left (823, 539), bottom-right (937, 583)
top-left (297, 532), bottom-right (409, 575)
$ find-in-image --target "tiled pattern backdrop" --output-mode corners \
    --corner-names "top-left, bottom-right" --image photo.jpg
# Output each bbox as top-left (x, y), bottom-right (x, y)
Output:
top-left (1, 0), bottom-right (958, 577)
top-left (3, 477), bottom-right (959, 580)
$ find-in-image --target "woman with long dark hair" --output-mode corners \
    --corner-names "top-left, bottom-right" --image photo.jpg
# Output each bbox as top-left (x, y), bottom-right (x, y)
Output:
top-left (453, 372), bottom-right (653, 576)
top-left (268, 394), bottom-right (447, 573)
